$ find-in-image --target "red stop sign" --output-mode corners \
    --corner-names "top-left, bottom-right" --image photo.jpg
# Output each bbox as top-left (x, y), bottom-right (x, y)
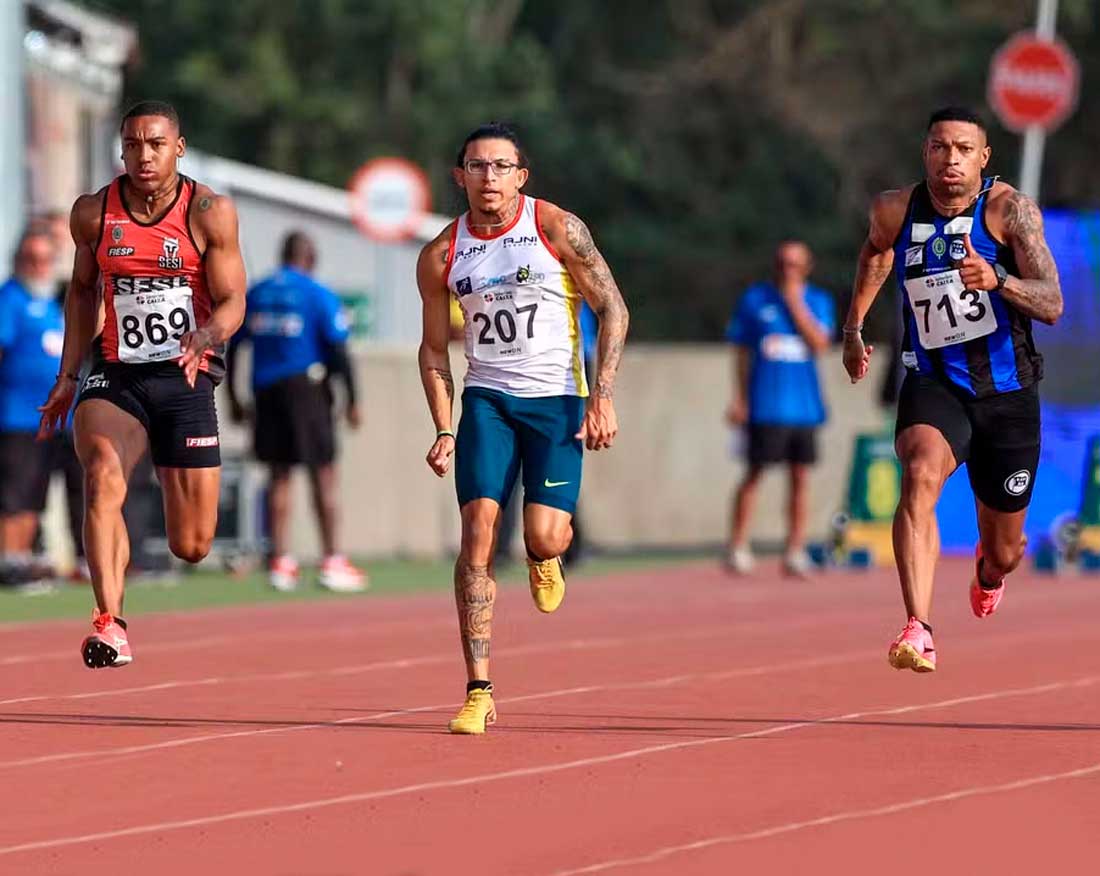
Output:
top-left (989, 33), bottom-right (1079, 133)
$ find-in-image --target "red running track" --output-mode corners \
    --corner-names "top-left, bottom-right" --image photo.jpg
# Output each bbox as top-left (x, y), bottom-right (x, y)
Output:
top-left (1, 557), bottom-right (1098, 875)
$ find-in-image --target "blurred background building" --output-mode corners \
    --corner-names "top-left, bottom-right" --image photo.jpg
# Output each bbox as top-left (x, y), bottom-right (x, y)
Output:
top-left (3, 0), bottom-right (1098, 564)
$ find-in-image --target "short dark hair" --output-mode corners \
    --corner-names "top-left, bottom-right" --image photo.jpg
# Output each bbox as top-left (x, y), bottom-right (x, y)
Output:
top-left (455, 122), bottom-right (528, 169)
top-left (927, 106), bottom-right (986, 133)
top-left (12, 226), bottom-right (54, 269)
top-left (120, 100), bottom-right (181, 134)
top-left (280, 230), bottom-right (315, 266)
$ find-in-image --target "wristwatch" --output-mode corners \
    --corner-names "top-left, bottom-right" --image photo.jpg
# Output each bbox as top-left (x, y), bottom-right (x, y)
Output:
top-left (993, 263), bottom-right (1008, 292)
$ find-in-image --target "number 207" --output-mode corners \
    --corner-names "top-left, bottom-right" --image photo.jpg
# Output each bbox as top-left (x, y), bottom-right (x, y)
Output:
top-left (473, 303), bottom-right (538, 345)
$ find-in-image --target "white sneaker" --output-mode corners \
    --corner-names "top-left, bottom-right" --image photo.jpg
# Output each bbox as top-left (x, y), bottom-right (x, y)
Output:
top-left (318, 555), bottom-right (369, 593)
top-left (269, 555), bottom-right (299, 592)
top-left (726, 546), bottom-right (755, 574)
top-left (783, 549), bottom-right (812, 577)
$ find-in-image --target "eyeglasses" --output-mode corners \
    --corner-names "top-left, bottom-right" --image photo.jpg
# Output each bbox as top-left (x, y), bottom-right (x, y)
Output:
top-left (463, 159), bottom-right (520, 176)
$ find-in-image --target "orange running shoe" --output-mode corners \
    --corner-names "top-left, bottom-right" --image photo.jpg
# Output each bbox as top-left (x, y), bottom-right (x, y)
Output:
top-left (80, 610), bottom-right (132, 669)
top-left (888, 617), bottom-right (936, 673)
top-left (969, 544), bottom-right (1005, 618)
top-left (318, 555), bottom-right (369, 593)
top-left (268, 555), bottom-right (300, 592)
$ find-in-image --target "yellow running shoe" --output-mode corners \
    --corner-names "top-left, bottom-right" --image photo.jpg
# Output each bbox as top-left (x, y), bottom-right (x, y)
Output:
top-left (528, 556), bottom-right (566, 613)
top-left (448, 686), bottom-right (496, 735)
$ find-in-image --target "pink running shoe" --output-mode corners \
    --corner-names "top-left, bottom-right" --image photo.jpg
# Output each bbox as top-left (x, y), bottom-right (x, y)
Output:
top-left (268, 555), bottom-right (300, 592)
top-left (888, 617), bottom-right (936, 673)
top-left (80, 610), bottom-right (132, 669)
top-left (319, 555), bottom-right (368, 593)
top-left (969, 544), bottom-right (1005, 618)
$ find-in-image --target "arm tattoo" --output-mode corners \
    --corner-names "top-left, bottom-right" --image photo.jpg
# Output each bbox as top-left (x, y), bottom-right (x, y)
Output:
top-left (860, 257), bottom-right (893, 289)
top-left (1001, 192), bottom-right (1063, 324)
top-left (564, 213), bottom-right (629, 399)
top-left (428, 367), bottom-right (454, 400)
top-left (198, 197), bottom-right (212, 212)
top-left (846, 239), bottom-right (895, 330)
top-left (565, 213), bottom-right (598, 260)
top-left (454, 560), bottom-right (495, 665)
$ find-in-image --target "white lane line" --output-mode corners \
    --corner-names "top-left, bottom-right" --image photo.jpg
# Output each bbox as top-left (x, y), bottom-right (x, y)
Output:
top-left (0, 673), bottom-right (1093, 857)
top-left (0, 613), bottom-right (846, 708)
top-left (550, 763), bottom-right (1100, 874)
top-left (0, 616), bottom-right (456, 666)
top-left (0, 651), bottom-right (868, 770)
top-left (0, 631), bottom-right (697, 707)
top-left (0, 589), bottom-right (866, 666)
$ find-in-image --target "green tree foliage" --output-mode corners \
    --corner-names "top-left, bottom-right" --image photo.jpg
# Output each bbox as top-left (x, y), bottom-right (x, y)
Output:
top-left (93, 0), bottom-right (1098, 339)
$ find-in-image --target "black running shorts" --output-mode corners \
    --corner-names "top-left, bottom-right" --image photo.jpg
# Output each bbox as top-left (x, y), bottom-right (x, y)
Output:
top-left (896, 371), bottom-right (1040, 513)
top-left (253, 373), bottom-right (335, 467)
top-left (76, 363), bottom-right (221, 468)
top-left (0, 432), bottom-right (52, 513)
top-left (747, 424), bottom-right (818, 467)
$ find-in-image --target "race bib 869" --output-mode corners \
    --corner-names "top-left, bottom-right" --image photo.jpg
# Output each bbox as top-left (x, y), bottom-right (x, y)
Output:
top-left (114, 286), bottom-right (196, 363)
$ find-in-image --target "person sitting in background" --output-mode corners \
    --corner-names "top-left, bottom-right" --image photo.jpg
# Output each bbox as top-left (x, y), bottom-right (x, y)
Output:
top-left (725, 240), bottom-right (835, 576)
top-left (0, 228), bottom-right (64, 587)
top-left (227, 231), bottom-right (366, 593)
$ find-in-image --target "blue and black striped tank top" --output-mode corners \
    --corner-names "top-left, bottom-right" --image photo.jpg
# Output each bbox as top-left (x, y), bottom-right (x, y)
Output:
top-left (894, 178), bottom-right (1042, 398)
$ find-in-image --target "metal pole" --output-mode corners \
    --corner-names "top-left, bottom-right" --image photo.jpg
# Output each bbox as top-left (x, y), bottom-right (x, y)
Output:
top-left (1018, 0), bottom-right (1060, 200)
top-left (0, 1), bottom-right (26, 266)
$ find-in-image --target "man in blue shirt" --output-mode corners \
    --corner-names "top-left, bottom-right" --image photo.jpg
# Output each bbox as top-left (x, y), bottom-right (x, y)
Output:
top-left (725, 241), bottom-right (835, 575)
top-left (0, 229), bottom-right (64, 585)
top-left (227, 231), bottom-right (364, 593)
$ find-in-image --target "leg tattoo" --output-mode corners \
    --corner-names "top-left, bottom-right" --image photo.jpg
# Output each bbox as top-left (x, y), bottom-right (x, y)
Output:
top-left (454, 560), bottom-right (496, 670)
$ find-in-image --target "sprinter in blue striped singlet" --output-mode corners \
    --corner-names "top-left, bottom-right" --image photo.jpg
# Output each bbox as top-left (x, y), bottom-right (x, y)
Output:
top-left (843, 107), bottom-right (1063, 673)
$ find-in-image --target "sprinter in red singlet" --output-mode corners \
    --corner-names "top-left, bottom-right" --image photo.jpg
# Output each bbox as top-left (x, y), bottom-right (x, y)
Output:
top-left (37, 101), bottom-right (246, 668)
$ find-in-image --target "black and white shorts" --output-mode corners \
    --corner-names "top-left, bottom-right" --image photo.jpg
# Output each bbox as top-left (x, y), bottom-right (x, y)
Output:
top-left (76, 363), bottom-right (221, 469)
top-left (896, 371), bottom-right (1040, 513)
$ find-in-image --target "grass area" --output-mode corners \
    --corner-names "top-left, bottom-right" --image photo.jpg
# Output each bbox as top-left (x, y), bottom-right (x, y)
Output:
top-left (0, 551), bottom-right (711, 624)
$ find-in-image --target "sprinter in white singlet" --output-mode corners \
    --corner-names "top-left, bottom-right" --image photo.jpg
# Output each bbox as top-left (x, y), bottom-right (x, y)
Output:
top-left (417, 123), bottom-right (630, 734)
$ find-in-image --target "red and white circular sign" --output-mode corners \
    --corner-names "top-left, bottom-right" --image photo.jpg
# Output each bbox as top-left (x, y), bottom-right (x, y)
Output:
top-left (988, 32), bottom-right (1079, 133)
top-left (348, 157), bottom-right (431, 242)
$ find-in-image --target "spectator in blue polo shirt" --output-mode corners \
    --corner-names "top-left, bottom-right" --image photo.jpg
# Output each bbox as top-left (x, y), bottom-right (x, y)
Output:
top-left (227, 231), bottom-right (364, 594)
top-left (0, 228), bottom-right (64, 585)
top-left (725, 240), bottom-right (835, 576)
